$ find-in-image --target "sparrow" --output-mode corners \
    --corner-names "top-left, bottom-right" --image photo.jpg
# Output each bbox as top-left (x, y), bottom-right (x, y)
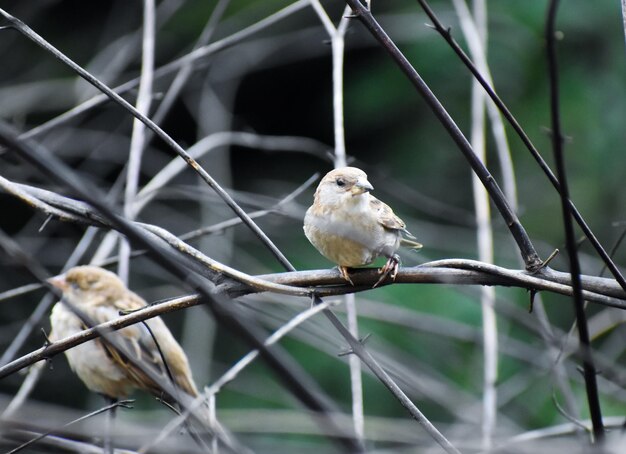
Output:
top-left (304, 167), bottom-right (422, 287)
top-left (48, 265), bottom-right (198, 402)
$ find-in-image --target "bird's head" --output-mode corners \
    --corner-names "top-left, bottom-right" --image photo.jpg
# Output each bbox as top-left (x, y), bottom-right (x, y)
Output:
top-left (314, 167), bottom-right (374, 206)
top-left (48, 266), bottom-right (127, 305)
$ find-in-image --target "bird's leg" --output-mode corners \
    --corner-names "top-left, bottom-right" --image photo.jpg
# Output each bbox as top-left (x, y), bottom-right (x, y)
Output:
top-left (373, 254), bottom-right (400, 288)
top-left (338, 266), bottom-right (355, 286)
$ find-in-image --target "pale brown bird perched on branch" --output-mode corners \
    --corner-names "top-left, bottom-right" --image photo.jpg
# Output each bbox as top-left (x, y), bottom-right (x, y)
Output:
top-left (48, 265), bottom-right (198, 401)
top-left (304, 167), bottom-right (422, 287)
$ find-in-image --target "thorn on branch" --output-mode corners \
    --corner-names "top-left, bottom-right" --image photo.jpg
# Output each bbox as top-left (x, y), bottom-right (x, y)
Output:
top-left (528, 289), bottom-right (537, 313)
top-left (337, 333), bottom-right (371, 357)
top-left (531, 248), bottom-right (559, 274)
top-left (574, 365), bottom-right (602, 377)
top-left (156, 396), bottom-right (180, 414)
top-left (38, 214), bottom-right (53, 232)
top-left (41, 327), bottom-right (52, 347)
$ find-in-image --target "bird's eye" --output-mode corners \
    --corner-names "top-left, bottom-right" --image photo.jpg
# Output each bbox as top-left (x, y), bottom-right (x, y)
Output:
top-left (70, 281), bottom-right (80, 290)
top-left (336, 178), bottom-right (346, 187)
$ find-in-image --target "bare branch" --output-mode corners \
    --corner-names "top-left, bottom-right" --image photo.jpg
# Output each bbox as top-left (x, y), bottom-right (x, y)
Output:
top-left (0, 6), bottom-right (295, 272)
top-left (415, 0), bottom-right (626, 293)
top-left (545, 0), bottom-right (604, 441)
top-left (342, 0), bottom-right (542, 272)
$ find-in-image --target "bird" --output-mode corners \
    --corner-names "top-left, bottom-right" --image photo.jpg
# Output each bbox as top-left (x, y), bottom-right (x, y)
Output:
top-left (48, 267), bottom-right (245, 454)
top-left (48, 265), bottom-right (198, 402)
top-left (304, 167), bottom-right (422, 287)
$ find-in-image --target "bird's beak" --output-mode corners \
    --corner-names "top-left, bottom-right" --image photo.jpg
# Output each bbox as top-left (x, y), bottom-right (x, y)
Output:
top-left (47, 274), bottom-right (69, 292)
top-left (351, 178), bottom-right (374, 196)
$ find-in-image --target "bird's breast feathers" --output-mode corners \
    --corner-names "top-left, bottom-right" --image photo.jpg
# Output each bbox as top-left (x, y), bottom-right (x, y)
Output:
top-left (304, 201), bottom-right (400, 266)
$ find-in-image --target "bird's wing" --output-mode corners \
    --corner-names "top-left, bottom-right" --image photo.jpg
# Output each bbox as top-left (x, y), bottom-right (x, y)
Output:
top-left (370, 196), bottom-right (406, 231)
top-left (91, 297), bottom-right (198, 400)
top-left (370, 196), bottom-right (422, 250)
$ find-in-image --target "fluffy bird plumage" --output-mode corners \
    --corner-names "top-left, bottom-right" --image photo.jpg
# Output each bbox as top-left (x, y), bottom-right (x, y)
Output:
top-left (49, 266), bottom-right (198, 400)
top-left (304, 167), bottom-right (421, 286)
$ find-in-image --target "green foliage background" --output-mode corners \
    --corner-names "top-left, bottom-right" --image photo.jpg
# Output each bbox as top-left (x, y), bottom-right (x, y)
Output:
top-left (0, 0), bottom-right (624, 452)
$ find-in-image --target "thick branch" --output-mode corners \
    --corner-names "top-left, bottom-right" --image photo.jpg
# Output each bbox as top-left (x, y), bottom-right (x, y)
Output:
top-left (2, 181), bottom-right (625, 308)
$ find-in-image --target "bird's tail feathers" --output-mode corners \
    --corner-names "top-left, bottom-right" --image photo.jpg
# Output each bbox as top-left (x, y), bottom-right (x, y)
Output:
top-left (401, 238), bottom-right (423, 250)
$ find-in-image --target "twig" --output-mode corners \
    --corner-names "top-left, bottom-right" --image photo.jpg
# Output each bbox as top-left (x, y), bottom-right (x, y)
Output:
top-left (3, 254), bottom-right (626, 382)
top-left (545, 0), bottom-right (603, 442)
top-left (449, 0), bottom-right (517, 208)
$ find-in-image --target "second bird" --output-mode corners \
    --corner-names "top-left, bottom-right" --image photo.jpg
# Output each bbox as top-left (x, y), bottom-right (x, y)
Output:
top-left (304, 167), bottom-right (422, 286)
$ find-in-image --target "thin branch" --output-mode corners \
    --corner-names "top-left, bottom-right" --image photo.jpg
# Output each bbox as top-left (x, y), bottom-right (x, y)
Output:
top-left (0, 265), bottom-right (625, 400)
top-left (5, 400), bottom-right (134, 454)
top-left (414, 0), bottom-right (626, 293)
top-left (1, 362), bottom-right (44, 419)
top-left (0, 294), bottom-right (200, 379)
top-left (119, 0), bottom-right (156, 283)
top-left (308, 0), bottom-right (364, 442)
top-left (0, 6), bottom-right (294, 273)
top-left (342, 0), bottom-right (542, 271)
top-left (146, 0), bottom-right (231, 138)
top-left (314, 293), bottom-right (462, 454)
top-left (451, 0), bottom-right (497, 446)
top-left (622, 0), bottom-right (626, 51)
top-left (450, 0), bottom-right (517, 208)
top-left (545, 0), bottom-right (604, 442)
top-left (258, 263), bottom-right (626, 308)
top-left (91, 134), bottom-right (324, 265)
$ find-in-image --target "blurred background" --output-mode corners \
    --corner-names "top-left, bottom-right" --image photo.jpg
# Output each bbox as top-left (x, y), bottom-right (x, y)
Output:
top-left (0, 0), bottom-right (625, 452)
